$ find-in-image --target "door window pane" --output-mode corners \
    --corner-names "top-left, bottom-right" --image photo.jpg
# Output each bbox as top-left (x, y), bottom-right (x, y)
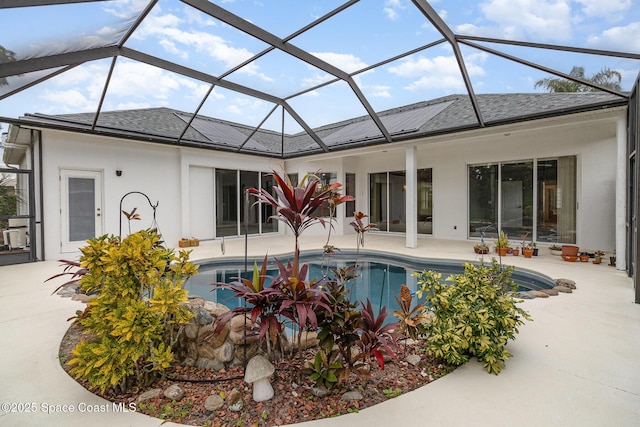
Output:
top-left (240, 171), bottom-right (259, 235)
top-left (417, 168), bottom-right (432, 235)
top-left (389, 171), bottom-right (406, 233)
top-left (261, 173), bottom-right (278, 233)
top-left (369, 172), bottom-right (388, 232)
top-left (501, 161), bottom-right (533, 240)
top-left (310, 172), bottom-right (336, 217)
top-left (537, 157), bottom-right (576, 243)
top-left (68, 177), bottom-right (95, 241)
top-left (216, 169), bottom-right (237, 237)
top-left (469, 164), bottom-right (498, 238)
top-left (345, 173), bottom-right (355, 219)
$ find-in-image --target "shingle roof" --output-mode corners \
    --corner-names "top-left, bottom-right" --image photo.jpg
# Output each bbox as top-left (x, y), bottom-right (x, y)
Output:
top-left (20, 92), bottom-right (626, 158)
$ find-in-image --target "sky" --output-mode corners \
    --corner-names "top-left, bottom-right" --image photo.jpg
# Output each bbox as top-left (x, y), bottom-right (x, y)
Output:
top-left (1, 0), bottom-right (639, 135)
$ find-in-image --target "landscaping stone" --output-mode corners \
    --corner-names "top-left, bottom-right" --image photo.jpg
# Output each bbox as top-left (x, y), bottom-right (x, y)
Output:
top-left (136, 388), bottom-right (162, 403)
top-left (195, 357), bottom-right (224, 371)
top-left (184, 321), bottom-right (199, 340)
top-left (163, 384), bottom-right (185, 401)
top-left (406, 354), bottom-right (421, 366)
top-left (71, 293), bottom-right (91, 303)
top-left (212, 341), bottom-right (235, 363)
top-left (198, 323), bottom-right (229, 348)
top-left (292, 331), bottom-right (319, 350)
top-left (528, 290), bottom-right (549, 298)
top-left (312, 386), bottom-right (330, 398)
top-left (555, 278), bottom-right (577, 289)
top-left (540, 288), bottom-right (559, 296)
top-left (341, 391), bottom-right (363, 401)
top-left (229, 314), bottom-right (251, 332)
top-left (194, 307), bottom-right (213, 325)
top-left (204, 394), bottom-right (225, 411)
top-left (554, 286), bottom-right (573, 293)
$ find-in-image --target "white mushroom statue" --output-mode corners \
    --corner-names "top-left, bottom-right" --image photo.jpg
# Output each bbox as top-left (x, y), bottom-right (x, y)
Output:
top-left (244, 354), bottom-right (275, 402)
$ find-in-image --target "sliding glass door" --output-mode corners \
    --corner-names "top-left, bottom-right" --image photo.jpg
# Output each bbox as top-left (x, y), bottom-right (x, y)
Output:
top-left (369, 169), bottom-right (432, 234)
top-left (469, 157), bottom-right (576, 243)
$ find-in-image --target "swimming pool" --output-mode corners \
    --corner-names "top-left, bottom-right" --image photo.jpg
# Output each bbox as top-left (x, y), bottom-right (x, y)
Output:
top-left (184, 250), bottom-right (555, 314)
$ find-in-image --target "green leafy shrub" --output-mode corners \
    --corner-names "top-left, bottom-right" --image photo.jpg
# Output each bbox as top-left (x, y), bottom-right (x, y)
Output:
top-left (67, 229), bottom-right (198, 393)
top-left (303, 348), bottom-right (344, 390)
top-left (415, 260), bottom-right (531, 374)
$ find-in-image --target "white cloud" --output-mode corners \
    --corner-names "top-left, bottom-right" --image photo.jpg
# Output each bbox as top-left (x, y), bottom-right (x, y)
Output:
top-left (135, 10), bottom-right (272, 81)
top-left (370, 85), bottom-right (392, 98)
top-left (40, 89), bottom-right (93, 111)
top-left (115, 101), bottom-right (155, 110)
top-left (383, 0), bottom-right (406, 21)
top-left (226, 104), bottom-right (242, 114)
top-left (587, 22), bottom-right (640, 52)
top-left (456, 0), bottom-right (573, 42)
top-left (575, 0), bottom-right (631, 20)
top-left (310, 52), bottom-right (368, 73)
top-left (388, 52), bottom-right (487, 91)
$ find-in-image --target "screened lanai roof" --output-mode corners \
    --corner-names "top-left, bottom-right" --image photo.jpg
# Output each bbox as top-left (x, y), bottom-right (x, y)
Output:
top-left (1, 1), bottom-right (639, 158)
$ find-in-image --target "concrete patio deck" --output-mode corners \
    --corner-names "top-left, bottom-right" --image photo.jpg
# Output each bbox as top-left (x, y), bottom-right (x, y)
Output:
top-left (1, 234), bottom-right (639, 426)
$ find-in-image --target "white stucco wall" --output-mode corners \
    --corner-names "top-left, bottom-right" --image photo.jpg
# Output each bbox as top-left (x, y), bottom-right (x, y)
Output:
top-left (36, 107), bottom-right (625, 261)
top-left (39, 130), bottom-right (282, 261)
top-left (290, 109), bottom-right (623, 253)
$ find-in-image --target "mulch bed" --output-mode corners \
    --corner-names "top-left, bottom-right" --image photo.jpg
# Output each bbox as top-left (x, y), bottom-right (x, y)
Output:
top-left (59, 322), bottom-right (456, 426)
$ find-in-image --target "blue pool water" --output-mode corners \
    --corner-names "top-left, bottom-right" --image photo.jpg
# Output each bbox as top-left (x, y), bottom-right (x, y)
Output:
top-left (184, 250), bottom-right (555, 314)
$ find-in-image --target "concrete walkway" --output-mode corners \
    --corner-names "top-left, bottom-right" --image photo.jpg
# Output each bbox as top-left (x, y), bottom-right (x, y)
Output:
top-left (1, 234), bottom-right (639, 426)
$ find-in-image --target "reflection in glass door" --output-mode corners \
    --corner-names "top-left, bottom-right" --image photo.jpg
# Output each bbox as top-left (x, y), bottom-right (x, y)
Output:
top-left (216, 169), bottom-right (237, 237)
top-left (501, 162), bottom-right (533, 239)
top-left (240, 171), bottom-right (259, 235)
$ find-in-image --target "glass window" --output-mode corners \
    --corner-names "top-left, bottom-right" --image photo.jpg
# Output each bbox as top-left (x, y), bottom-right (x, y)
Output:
top-left (469, 164), bottom-right (498, 238)
top-left (345, 173), bottom-right (355, 219)
top-left (537, 157), bottom-right (576, 243)
top-left (240, 171), bottom-right (259, 235)
top-left (369, 172), bottom-right (388, 232)
top-left (369, 171), bottom-right (408, 233)
top-left (469, 157), bottom-right (576, 244)
top-left (261, 173), bottom-right (278, 233)
top-left (389, 171), bottom-right (406, 233)
top-left (500, 161), bottom-right (533, 240)
top-left (216, 169), bottom-right (238, 237)
top-left (309, 172), bottom-right (337, 217)
top-left (417, 168), bottom-right (433, 235)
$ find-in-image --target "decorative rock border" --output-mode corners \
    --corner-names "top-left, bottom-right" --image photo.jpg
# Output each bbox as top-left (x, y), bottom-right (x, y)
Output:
top-left (517, 278), bottom-right (576, 300)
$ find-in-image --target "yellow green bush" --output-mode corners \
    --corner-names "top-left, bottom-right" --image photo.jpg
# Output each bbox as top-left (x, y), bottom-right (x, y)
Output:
top-left (67, 229), bottom-right (198, 393)
top-left (415, 260), bottom-right (531, 374)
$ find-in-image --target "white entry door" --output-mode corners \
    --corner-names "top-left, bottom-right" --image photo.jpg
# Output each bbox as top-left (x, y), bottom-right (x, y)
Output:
top-left (60, 169), bottom-right (103, 253)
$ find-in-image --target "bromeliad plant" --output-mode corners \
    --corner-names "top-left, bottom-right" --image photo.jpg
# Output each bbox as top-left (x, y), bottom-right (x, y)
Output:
top-left (52, 229), bottom-right (198, 393)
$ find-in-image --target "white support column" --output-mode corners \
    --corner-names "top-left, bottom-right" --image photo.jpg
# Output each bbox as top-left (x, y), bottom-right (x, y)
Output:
top-left (616, 116), bottom-right (627, 270)
top-left (406, 145), bottom-right (418, 248)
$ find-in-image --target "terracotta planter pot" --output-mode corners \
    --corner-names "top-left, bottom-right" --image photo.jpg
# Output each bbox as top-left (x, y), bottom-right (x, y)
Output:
top-left (497, 247), bottom-right (508, 256)
top-left (579, 254), bottom-right (589, 262)
top-left (522, 248), bottom-right (534, 258)
top-left (512, 248), bottom-right (519, 256)
top-left (561, 245), bottom-right (579, 257)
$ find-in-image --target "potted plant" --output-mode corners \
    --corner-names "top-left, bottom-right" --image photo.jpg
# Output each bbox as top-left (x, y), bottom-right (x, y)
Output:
top-left (561, 245), bottom-right (579, 257)
top-left (593, 250), bottom-right (604, 264)
top-left (531, 242), bottom-right (538, 256)
top-left (579, 252), bottom-right (590, 262)
top-left (494, 230), bottom-right (509, 256)
top-left (549, 244), bottom-right (562, 256)
top-left (474, 242), bottom-right (489, 254)
top-left (522, 243), bottom-right (534, 258)
top-left (511, 246), bottom-right (519, 256)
